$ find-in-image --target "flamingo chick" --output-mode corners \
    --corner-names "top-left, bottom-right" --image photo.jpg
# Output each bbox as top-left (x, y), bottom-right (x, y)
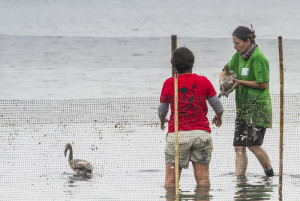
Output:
top-left (64, 143), bottom-right (93, 175)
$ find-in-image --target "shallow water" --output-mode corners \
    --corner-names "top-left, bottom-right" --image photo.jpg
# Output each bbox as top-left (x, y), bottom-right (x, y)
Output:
top-left (1, 123), bottom-right (299, 201)
top-left (0, 96), bottom-right (299, 200)
top-left (0, 35), bottom-right (299, 99)
top-left (0, 1), bottom-right (300, 200)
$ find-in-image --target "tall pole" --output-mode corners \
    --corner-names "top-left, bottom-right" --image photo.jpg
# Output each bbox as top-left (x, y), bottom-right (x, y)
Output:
top-left (174, 72), bottom-right (179, 200)
top-left (171, 35), bottom-right (177, 77)
top-left (278, 36), bottom-right (284, 195)
top-left (172, 34), bottom-right (179, 200)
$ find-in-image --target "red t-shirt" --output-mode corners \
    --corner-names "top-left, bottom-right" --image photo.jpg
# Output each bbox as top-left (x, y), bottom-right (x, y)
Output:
top-left (160, 74), bottom-right (217, 133)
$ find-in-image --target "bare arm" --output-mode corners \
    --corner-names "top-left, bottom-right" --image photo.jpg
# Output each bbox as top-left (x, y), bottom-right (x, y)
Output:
top-left (233, 79), bottom-right (268, 90)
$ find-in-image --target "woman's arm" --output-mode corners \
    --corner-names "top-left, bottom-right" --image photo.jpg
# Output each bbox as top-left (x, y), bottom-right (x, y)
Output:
top-left (207, 95), bottom-right (224, 127)
top-left (233, 79), bottom-right (268, 90)
top-left (158, 102), bottom-right (169, 130)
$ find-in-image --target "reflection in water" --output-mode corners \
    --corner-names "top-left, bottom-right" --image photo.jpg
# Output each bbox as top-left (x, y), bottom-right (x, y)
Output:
top-left (68, 174), bottom-right (93, 184)
top-left (63, 173), bottom-right (94, 199)
top-left (234, 176), bottom-right (274, 200)
top-left (165, 186), bottom-right (211, 201)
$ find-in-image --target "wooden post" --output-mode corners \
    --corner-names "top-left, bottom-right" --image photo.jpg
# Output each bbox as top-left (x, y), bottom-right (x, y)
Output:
top-left (174, 72), bottom-right (179, 200)
top-left (171, 35), bottom-right (177, 77)
top-left (172, 34), bottom-right (179, 200)
top-left (278, 36), bottom-right (284, 195)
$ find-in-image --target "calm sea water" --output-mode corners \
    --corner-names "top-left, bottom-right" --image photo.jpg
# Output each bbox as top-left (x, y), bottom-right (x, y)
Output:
top-left (0, 35), bottom-right (299, 99)
top-left (0, 0), bottom-right (300, 200)
top-left (1, 0), bottom-right (300, 99)
top-left (0, 0), bottom-right (300, 39)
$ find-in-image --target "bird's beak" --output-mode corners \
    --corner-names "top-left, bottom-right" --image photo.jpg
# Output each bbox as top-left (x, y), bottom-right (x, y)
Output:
top-left (64, 148), bottom-right (67, 157)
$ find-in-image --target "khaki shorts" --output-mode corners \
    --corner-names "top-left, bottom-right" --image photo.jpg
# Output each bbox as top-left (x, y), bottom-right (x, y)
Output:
top-left (165, 130), bottom-right (213, 169)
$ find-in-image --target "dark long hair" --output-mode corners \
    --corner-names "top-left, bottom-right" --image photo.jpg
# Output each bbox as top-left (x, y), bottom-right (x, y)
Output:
top-left (232, 26), bottom-right (256, 44)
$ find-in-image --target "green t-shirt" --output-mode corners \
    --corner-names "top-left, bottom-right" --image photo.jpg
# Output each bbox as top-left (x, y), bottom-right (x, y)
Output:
top-left (227, 46), bottom-right (272, 128)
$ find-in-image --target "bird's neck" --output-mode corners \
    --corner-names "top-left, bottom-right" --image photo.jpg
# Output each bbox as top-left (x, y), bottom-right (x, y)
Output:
top-left (68, 148), bottom-right (73, 162)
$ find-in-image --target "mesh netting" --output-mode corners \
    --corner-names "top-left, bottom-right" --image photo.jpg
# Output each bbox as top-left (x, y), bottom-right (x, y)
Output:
top-left (0, 94), bottom-right (299, 200)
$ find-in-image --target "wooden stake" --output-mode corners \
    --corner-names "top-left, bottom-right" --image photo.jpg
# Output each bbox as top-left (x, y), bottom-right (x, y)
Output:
top-left (278, 36), bottom-right (284, 195)
top-left (171, 35), bottom-right (177, 77)
top-left (174, 71), bottom-right (180, 200)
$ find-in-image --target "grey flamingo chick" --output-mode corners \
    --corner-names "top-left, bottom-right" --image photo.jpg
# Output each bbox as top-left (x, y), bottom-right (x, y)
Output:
top-left (64, 143), bottom-right (93, 175)
top-left (218, 65), bottom-right (237, 98)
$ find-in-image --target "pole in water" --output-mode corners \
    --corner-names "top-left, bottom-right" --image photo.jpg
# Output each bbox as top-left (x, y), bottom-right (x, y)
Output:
top-left (278, 36), bottom-right (284, 196)
top-left (174, 71), bottom-right (180, 200)
top-left (171, 35), bottom-right (177, 77)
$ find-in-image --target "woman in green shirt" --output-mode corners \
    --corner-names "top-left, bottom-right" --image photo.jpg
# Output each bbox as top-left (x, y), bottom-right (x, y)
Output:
top-left (219, 26), bottom-right (274, 177)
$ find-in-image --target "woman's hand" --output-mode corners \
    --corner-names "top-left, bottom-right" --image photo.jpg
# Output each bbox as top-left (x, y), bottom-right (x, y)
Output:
top-left (232, 78), bottom-right (240, 89)
top-left (212, 114), bottom-right (222, 127)
top-left (160, 118), bottom-right (169, 130)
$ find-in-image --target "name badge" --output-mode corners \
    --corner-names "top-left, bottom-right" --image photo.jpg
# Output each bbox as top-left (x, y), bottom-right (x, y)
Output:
top-left (241, 68), bottom-right (249, 76)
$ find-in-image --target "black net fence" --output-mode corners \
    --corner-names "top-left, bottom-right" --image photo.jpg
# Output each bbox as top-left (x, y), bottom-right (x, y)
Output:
top-left (0, 93), bottom-right (299, 200)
